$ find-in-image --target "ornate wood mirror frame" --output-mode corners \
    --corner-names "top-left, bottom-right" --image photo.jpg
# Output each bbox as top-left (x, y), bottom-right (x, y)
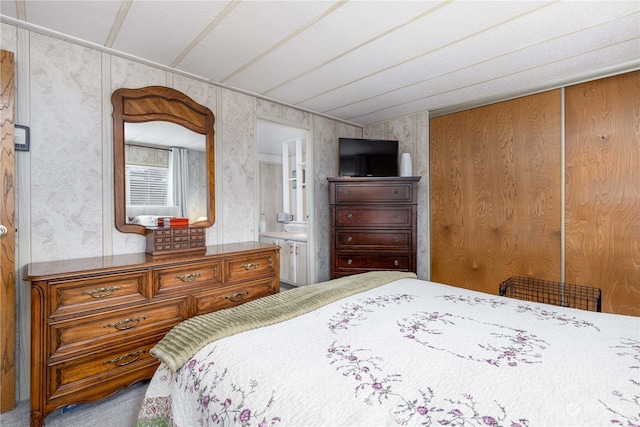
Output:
top-left (112, 86), bottom-right (215, 235)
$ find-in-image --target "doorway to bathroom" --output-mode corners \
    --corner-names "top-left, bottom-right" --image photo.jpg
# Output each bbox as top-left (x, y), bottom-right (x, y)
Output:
top-left (256, 118), bottom-right (313, 287)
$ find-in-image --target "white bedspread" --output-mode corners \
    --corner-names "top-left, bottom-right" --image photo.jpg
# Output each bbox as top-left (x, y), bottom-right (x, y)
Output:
top-left (136, 278), bottom-right (640, 427)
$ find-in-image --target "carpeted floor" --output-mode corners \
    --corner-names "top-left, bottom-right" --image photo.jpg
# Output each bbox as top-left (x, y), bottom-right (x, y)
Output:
top-left (1, 380), bottom-right (148, 426)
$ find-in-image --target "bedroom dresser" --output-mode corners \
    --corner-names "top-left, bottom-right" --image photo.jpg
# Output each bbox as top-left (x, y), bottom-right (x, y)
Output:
top-left (329, 176), bottom-right (420, 278)
top-left (22, 241), bottom-right (280, 427)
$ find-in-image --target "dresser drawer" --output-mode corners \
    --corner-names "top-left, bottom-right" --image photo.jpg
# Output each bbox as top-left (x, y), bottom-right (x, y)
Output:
top-left (224, 252), bottom-right (277, 283)
top-left (334, 206), bottom-right (413, 227)
top-left (333, 182), bottom-right (414, 203)
top-left (47, 337), bottom-right (160, 404)
top-left (335, 229), bottom-right (411, 250)
top-left (334, 253), bottom-right (411, 273)
top-left (192, 277), bottom-right (275, 316)
top-left (48, 272), bottom-right (148, 319)
top-left (152, 261), bottom-right (221, 296)
top-left (49, 298), bottom-right (189, 360)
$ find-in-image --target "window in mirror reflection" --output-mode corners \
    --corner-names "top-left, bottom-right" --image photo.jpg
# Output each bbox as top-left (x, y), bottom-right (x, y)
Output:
top-left (124, 121), bottom-right (208, 226)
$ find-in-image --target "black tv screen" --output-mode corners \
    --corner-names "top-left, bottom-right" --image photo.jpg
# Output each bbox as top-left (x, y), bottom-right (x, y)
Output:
top-left (339, 138), bottom-right (398, 177)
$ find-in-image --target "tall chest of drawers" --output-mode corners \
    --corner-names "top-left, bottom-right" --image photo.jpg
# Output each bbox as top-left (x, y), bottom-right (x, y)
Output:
top-left (23, 242), bottom-right (279, 427)
top-left (329, 177), bottom-right (420, 278)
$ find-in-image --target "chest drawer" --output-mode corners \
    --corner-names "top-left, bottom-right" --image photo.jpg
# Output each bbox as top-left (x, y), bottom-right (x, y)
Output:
top-left (335, 229), bottom-right (411, 250)
top-left (49, 298), bottom-right (189, 360)
top-left (152, 261), bottom-right (221, 296)
top-left (334, 253), bottom-right (411, 273)
top-left (48, 272), bottom-right (148, 319)
top-left (334, 206), bottom-right (413, 227)
top-left (224, 252), bottom-right (277, 283)
top-left (192, 277), bottom-right (276, 316)
top-left (333, 182), bottom-right (414, 203)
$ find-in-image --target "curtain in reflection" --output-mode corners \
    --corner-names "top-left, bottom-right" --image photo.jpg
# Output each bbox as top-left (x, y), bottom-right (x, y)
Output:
top-left (168, 147), bottom-right (190, 217)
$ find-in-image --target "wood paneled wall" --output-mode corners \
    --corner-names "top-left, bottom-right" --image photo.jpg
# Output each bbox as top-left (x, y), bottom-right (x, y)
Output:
top-left (565, 71), bottom-right (640, 316)
top-left (431, 90), bottom-right (562, 295)
top-left (430, 71), bottom-right (639, 316)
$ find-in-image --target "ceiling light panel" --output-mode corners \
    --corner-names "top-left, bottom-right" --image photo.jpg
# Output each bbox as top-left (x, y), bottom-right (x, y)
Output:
top-left (21, 1), bottom-right (121, 46)
top-left (224, 1), bottom-right (444, 94)
top-left (176, 1), bottom-right (335, 85)
top-left (268, 1), bottom-right (548, 108)
top-left (112, 1), bottom-right (228, 66)
top-left (303, 8), bottom-right (640, 116)
top-left (348, 40), bottom-right (640, 125)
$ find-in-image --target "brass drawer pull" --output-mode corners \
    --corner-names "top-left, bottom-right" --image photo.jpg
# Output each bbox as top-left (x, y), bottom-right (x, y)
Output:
top-left (225, 291), bottom-right (250, 302)
top-left (176, 272), bottom-right (201, 282)
top-left (241, 262), bottom-right (260, 271)
top-left (103, 349), bottom-right (147, 367)
top-left (82, 286), bottom-right (121, 299)
top-left (104, 315), bottom-right (148, 330)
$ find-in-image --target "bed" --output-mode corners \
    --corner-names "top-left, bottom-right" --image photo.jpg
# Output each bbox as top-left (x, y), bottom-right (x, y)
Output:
top-left (136, 271), bottom-right (640, 426)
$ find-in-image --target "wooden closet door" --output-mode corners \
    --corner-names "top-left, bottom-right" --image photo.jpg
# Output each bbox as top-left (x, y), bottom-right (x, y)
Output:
top-left (0, 49), bottom-right (16, 412)
top-left (565, 71), bottom-right (640, 316)
top-left (430, 90), bottom-right (562, 295)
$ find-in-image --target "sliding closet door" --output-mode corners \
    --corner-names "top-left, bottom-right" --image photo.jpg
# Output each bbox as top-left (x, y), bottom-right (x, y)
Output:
top-left (0, 49), bottom-right (16, 412)
top-left (431, 90), bottom-right (562, 295)
top-left (565, 71), bottom-right (640, 316)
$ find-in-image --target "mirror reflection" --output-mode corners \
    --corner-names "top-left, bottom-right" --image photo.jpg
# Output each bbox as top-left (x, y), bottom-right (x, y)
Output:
top-left (124, 121), bottom-right (207, 227)
top-left (112, 85), bottom-right (215, 235)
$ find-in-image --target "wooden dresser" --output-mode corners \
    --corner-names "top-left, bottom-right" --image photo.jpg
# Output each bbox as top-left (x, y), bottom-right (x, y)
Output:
top-left (23, 242), bottom-right (279, 427)
top-left (329, 177), bottom-right (420, 278)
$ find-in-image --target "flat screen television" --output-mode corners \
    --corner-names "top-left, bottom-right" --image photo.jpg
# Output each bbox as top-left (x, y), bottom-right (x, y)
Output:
top-left (339, 138), bottom-right (398, 177)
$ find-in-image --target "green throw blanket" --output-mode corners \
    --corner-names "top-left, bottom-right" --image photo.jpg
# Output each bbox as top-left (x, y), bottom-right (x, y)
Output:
top-left (151, 270), bottom-right (416, 371)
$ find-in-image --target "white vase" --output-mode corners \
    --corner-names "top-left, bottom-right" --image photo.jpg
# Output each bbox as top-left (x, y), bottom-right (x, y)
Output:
top-left (400, 152), bottom-right (412, 177)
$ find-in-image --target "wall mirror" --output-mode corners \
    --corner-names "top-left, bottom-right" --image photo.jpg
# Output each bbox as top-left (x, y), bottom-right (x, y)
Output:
top-left (112, 86), bottom-right (215, 235)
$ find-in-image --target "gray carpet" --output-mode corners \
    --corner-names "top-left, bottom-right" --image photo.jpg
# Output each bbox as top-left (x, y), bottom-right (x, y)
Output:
top-left (0, 381), bottom-right (147, 426)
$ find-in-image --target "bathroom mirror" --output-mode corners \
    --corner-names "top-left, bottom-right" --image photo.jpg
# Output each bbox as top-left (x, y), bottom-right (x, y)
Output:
top-left (112, 86), bottom-right (215, 235)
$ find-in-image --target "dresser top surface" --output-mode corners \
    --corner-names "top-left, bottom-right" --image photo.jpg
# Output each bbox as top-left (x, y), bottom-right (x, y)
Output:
top-left (23, 241), bottom-right (278, 281)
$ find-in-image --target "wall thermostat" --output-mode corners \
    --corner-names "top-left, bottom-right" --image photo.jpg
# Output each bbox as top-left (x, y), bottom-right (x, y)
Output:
top-left (15, 125), bottom-right (30, 151)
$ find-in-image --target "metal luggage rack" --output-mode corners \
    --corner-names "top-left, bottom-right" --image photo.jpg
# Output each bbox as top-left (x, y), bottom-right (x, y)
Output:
top-left (499, 276), bottom-right (602, 312)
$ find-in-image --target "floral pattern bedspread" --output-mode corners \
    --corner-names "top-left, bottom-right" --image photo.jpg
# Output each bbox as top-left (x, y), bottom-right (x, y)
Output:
top-left (136, 278), bottom-right (640, 427)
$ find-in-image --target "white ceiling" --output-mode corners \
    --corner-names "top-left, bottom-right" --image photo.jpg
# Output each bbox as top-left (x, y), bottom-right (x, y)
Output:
top-left (1, 1), bottom-right (639, 127)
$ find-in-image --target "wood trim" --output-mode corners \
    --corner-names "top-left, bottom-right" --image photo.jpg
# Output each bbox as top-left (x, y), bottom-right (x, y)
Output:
top-left (0, 49), bottom-right (16, 412)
